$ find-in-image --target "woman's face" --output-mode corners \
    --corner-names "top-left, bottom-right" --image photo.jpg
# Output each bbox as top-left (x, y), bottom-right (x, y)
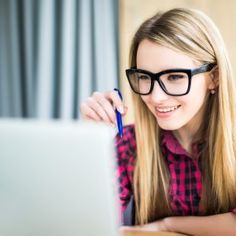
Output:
top-left (137, 39), bottom-right (214, 133)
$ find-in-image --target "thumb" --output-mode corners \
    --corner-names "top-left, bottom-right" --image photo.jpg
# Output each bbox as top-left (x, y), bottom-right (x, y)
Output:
top-left (122, 106), bottom-right (128, 116)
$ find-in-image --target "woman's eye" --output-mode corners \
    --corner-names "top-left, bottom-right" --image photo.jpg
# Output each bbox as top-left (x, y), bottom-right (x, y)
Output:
top-left (167, 74), bottom-right (185, 80)
top-left (138, 74), bottom-right (149, 80)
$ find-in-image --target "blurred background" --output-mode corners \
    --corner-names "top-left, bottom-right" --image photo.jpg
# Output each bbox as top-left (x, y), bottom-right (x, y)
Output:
top-left (0, 0), bottom-right (236, 124)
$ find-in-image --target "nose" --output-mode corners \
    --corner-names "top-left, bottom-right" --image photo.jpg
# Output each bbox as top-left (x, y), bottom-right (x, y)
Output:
top-left (150, 81), bottom-right (169, 102)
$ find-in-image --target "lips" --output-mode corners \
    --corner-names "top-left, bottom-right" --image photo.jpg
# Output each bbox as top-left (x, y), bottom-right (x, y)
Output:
top-left (156, 105), bottom-right (181, 113)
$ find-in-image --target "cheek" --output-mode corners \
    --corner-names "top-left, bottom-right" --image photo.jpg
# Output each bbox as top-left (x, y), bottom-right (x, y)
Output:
top-left (181, 81), bottom-right (209, 116)
top-left (140, 95), bottom-right (154, 112)
top-left (188, 78), bottom-right (209, 104)
top-left (191, 75), bottom-right (209, 93)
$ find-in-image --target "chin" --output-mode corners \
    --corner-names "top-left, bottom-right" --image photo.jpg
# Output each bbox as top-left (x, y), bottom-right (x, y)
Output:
top-left (157, 120), bottom-right (183, 131)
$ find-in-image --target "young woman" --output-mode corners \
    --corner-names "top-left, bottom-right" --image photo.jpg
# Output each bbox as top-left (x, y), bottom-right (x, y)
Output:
top-left (80, 8), bottom-right (236, 235)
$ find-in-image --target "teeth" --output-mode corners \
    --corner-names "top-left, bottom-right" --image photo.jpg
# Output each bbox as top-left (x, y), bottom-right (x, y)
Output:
top-left (157, 106), bottom-right (179, 113)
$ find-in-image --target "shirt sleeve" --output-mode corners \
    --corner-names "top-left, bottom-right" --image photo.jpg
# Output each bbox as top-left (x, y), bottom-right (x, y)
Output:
top-left (115, 125), bottom-right (136, 219)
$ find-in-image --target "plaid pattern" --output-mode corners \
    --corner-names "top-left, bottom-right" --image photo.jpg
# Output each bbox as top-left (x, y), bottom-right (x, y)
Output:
top-left (161, 130), bottom-right (202, 215)
top-left (115, 125), bottom-right (136, 213)
top-left (115, 124), bottom-right (203, 217)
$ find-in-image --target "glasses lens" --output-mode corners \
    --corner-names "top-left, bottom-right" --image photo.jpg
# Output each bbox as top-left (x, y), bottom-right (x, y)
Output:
top-left (127, 71), bottom-right (152, 94)
top-left (159, 72), bottom-right (189, 95)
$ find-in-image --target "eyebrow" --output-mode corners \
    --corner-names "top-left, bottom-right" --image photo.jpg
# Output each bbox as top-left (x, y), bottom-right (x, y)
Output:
top-left (133, 67), bottom-right (193, 73)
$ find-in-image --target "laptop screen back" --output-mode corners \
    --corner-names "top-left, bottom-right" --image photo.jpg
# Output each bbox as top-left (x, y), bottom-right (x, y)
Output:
top-left (0, 120), bottom-right (119, 236)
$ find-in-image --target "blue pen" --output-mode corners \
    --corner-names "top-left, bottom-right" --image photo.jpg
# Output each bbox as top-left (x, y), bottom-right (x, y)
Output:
top-left (114, 88), bottom-right (123, 138)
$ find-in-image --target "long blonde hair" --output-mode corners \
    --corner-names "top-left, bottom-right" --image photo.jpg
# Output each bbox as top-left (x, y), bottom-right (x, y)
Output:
top-left (129, 8), bottom-right (236, 224)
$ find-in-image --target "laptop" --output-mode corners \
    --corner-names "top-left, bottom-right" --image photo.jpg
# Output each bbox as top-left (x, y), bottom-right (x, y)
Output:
top-left (0, 119), bottom-right (120, 236)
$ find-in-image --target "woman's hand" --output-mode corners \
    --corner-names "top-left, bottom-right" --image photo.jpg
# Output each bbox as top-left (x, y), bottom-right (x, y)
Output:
top-left (80, 91), bottom-right (128, 125)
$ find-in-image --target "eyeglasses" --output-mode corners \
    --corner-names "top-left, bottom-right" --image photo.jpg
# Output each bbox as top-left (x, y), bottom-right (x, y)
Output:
top-left (125, 63), bottom-right (216, 96)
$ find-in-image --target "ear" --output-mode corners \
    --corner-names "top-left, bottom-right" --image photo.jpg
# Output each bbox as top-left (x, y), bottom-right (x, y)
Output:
top-left (208, 66), bottom-right (219, 90)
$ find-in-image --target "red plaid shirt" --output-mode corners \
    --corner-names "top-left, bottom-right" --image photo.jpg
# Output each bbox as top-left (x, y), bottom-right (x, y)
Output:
top-left (115, 124), bottom-right (236, 223)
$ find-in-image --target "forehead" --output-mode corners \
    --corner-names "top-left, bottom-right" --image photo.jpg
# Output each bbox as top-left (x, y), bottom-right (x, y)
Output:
top-left (136, 39), bottom-right (199, 72)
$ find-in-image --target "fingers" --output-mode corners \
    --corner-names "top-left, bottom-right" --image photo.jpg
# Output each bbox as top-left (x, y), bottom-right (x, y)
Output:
top-left (80, 97), bottom-right (113, 124)
top-left (93, 92), bottom-right (117, 124)
top-left (105, 91), bottom-right (125, 114)
top-left (80, 90), bottom-right (126, 125)
top-left (80, 102), bottom-right (102, 121)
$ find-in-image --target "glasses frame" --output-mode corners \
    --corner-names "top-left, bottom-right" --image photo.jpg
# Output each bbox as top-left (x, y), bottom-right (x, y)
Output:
top-left (126, 63), bottom-right (216, 96)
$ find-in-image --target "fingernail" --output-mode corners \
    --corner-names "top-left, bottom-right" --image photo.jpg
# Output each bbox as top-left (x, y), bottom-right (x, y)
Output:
top-left (112, 123), bottom-right (116, 128)
top-left (117, 106), bottom-right (124, 114)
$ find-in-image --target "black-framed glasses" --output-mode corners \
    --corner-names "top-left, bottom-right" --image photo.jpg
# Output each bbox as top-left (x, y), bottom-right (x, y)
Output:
top-left (125, 63), bottom-right (216, 96)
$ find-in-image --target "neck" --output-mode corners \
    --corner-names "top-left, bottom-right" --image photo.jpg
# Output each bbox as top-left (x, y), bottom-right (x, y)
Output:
top-left (173, 106), bottom-right (206, 154)
top-left (173, 127), bottom-right (196, 154)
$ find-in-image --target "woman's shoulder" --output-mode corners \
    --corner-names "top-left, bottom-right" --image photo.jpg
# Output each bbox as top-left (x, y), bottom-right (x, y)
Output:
top-left (115, 124), bottom-right (136, 160)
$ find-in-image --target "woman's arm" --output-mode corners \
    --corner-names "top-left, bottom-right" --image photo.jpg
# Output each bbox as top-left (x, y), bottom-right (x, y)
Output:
top-left (164, 212), bottom-right (236, 236)
top-left (121, 212), bottom-right (236, 236)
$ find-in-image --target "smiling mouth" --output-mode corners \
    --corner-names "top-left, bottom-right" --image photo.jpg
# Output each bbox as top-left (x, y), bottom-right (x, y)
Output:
top-left (156, 105), bottom-right (181, 113)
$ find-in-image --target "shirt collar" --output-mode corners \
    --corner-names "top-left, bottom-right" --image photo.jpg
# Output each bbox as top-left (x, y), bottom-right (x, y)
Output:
top-left (161, 130), bottom-right (203, 160)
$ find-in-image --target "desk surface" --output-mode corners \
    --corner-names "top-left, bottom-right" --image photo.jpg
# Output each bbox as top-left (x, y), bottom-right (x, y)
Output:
top-left (120, 230), bottom-right (186, 236)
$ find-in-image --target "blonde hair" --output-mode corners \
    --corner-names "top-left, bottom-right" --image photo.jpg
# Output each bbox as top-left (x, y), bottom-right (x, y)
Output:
top-left (129, 8), bottom-right (236, 224)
